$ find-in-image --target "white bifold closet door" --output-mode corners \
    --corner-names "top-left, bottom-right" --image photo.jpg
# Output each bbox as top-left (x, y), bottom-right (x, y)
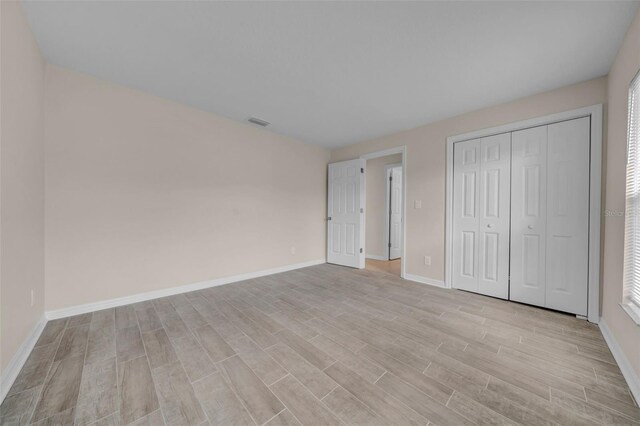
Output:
top-left (510, 117), bottom-right (590, 315)
top-left (510, 125), bottom-right (548, 307)
top-left (452, 133), bottom-right (511, 299)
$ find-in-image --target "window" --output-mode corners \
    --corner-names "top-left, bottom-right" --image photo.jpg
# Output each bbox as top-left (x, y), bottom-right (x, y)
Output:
top-left (623, 70), bottom-right (640, 324)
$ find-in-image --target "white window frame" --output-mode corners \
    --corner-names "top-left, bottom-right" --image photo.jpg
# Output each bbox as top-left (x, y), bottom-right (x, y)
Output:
top-left (622, 70), bottom-right (640, 326)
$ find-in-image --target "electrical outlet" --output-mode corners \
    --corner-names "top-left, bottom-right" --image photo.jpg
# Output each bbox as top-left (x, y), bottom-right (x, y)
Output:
top-left (31, 289), bottom-right (35, 307)
top-left (424, 256), bottom-right (431, 266)
top-left (291, 246), bottom-right (296, 255)
top-left (414, 200), bottom-right (422, 209)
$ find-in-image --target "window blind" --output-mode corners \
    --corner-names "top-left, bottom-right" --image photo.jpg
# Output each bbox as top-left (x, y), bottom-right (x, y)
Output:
top-left (624, 71), bottom-right (640, 308)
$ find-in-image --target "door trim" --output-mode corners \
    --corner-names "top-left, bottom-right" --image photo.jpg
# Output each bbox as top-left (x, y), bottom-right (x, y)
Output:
top-left (384, 163), bottom-right (402, 260)
top-left (445, 104), bottom-right (603, 323)
top-left (360, 146), bottom-right (407, 278)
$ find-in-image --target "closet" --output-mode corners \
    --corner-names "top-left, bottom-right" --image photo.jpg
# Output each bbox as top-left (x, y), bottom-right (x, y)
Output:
top-left (451, 116), bottom-right (591, 316)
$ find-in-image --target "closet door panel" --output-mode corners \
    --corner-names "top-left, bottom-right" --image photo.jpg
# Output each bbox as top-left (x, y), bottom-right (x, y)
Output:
top-left (478, 133), bottom-right (511, 299)
top-left (452, 139), bottom-right (481, 292)
top-left (510, 125), bottom-right (547, 307)
top-left (545, 117), bottom-right (590, 315)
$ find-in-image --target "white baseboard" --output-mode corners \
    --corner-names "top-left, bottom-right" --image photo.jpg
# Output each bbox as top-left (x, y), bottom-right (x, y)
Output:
top-left (404, 273), bottom-right (446, 288)
top-left (599, 318), bottom-right (640, 404)
top-left (365, 254), bottom-right (387, 261)
top-left (46, 259), bottom-right (326, 320)
top-left (1, 315), bottom-right (47, 403)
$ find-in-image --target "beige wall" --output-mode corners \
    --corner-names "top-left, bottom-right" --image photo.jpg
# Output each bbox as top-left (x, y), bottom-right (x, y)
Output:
top-left (332, 77), bottom-right (608, 284)
top-left (602, 10), bottom-right (640, 378)
top-left (44, 65), bottom-right (329, 311)
top-left (3, 0), bottom-right (637, 391)
top-left (0, 2), bottom-right (46, 373)
top-left (365, 154), bottom-right (402, 258)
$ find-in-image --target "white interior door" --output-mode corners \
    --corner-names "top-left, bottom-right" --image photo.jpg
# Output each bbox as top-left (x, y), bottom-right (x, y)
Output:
top-left (453, 134), bottom-right (511, 298)
top-left (478, 133), bottom-right (511, 299)
top-left (450, 114), bottom-right (593, 316)
top-left (389, 166), bottom-right (403, 260)
top-left (510, 125), bottom-right (547, 306)
top-left (327, 159), bottom-right (365, 268)
top-left (509, 118), bottom-right (590, 315)
top-left (452, 139), bottom-right (481, 292)
top-left (545, 117), bottom-right (590, 315)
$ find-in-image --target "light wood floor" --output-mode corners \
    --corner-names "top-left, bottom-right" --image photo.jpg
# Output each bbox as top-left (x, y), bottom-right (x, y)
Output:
top-left (366, 258), bottom-right (401, 276)
top-left (1, 264), bottom-right (638, 425)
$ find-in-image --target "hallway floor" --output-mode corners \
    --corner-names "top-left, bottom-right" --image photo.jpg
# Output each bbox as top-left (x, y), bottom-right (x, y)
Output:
top-left (365, 258), bottom-right (401, 276)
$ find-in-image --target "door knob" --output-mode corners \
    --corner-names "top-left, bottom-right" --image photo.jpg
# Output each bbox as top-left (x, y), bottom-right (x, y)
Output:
top-left (528, 225), bottom-right (533, 230)
top-left (487, 224), bottom-right (493, 228)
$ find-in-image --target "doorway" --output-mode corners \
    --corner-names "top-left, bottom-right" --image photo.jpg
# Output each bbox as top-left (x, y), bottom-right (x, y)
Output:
top-left (326, 146), bottom-right (406, 278)
top-left (364, 153), bottom-right (403, 276)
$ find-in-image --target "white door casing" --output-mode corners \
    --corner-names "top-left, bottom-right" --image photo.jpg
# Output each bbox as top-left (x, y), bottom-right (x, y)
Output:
top-left (452, 139), bottom-right (481, 293)
top-left (389, 166), bottom-right (403, 260)
top-left (361, 146), bottom-right (407, 278)
top-left (327, 159), bottom-right (365, 268)
top-left (545, 117), bottom-right (590, 315)
top-left (510, 125), bottom-right (548, 307)
top-left (477, 133), bottom-right (511, 299)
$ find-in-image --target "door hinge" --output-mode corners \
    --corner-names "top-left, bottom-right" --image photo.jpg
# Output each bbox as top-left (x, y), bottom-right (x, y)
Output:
top-left (388, 243), bottom-right (392, 248)
top-left (361, 168), bottom-right (364, 174)
top-left (360, 248), bottom-right (363, 253)
top-left (390, 176), bottom-right (393, 181)
top-left (360, 208), bottom-right (364, 213)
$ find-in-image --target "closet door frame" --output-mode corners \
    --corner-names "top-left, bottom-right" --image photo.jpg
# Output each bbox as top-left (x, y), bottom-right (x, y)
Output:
top-left (445, 104), bottom-right (603, 323)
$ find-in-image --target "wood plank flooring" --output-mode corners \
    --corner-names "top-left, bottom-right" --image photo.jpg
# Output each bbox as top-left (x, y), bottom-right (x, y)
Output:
top-left (366, 259), bottom-right (401, 276)
top-left (1, 264), bottom-right (638, 425)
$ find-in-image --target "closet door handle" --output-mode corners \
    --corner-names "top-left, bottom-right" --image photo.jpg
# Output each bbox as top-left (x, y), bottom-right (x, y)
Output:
top-left (487, 224), bottom-right (493, 229)
top-left (528, 225), bottom-right (533, 230)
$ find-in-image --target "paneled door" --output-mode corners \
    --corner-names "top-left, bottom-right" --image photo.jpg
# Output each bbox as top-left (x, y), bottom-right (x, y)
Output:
top-left (545, 117), bottom-right (590, 315)
top-left (452, 139), bottom-right (481, 293)
top-left (510, 125), bottom-right (548, 307)
top-left (327, 159), bottom-right (365, 268)
top-left (453, 134), bottom-right (511, 298)
top-left (510, 117), bottom-right (590, 315)
top-left (451, 112), bottom-right (595, 317)
top-left (477, 133), bottom-right (511, 299)
top-left (389, 166), bottom-right (403, 260)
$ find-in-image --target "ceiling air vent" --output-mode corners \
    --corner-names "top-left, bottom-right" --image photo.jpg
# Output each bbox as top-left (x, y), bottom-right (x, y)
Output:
top-left (248, 117), bottom-right (270, 127)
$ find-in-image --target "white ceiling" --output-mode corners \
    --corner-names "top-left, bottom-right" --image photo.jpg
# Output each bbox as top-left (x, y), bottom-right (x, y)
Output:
top-left (22, 1), bottom-right (639, 149)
